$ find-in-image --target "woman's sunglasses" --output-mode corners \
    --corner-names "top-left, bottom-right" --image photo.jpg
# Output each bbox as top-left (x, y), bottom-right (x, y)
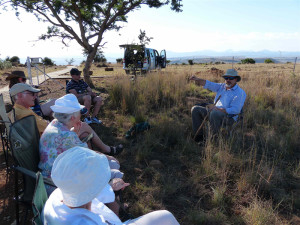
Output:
top-left (223, 76), bottom-right (236, 80)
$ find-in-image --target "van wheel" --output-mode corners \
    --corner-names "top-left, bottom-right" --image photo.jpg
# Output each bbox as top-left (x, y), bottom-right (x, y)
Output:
top-left (125, 70), bottom-right (130, 75)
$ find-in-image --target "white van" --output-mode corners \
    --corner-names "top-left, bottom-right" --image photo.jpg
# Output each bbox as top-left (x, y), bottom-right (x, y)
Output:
top-left (119, 44), bottom-right (166, 74)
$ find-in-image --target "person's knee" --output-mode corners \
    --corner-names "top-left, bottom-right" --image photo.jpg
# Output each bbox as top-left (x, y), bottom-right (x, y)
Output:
top-left (83, 95), bottom-right (92, 103)
top-left (94, 96), bottom-right (102, 105)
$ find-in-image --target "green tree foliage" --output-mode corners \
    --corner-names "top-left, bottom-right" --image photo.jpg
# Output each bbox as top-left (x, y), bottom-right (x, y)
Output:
top-left (264, 59), bottom-right (274, 64)
top-left (116, 58), bottom-right (123, 64)
top-left (83, 49), bottom-right (106, 64)
top-left (241, 58), bottom-right (256, 64)
top-left (43, 57), bottom-right (55, 66)
top-left (138, 29), bottom-right (153, 46)
top-left (188, 59), bottom-right (194, 65)
top-left (94, 51), bottom-right (107, 64)
top-left (9, 56), bottom-right (20, 64)
top-left (2, 0), bottom-right (182, 87)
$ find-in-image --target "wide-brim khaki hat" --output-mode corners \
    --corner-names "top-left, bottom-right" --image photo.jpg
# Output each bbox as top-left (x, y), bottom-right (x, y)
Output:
top-left (9, 83), bottom-right (40, 96)
top-left (5, 71), bottom-right (26, 81)
top-left (222, 69), bottom-right (241, 82)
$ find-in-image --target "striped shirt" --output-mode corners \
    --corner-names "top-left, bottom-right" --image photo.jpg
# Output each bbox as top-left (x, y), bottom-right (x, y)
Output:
top-left (66, 79), bottom-right (89, 94)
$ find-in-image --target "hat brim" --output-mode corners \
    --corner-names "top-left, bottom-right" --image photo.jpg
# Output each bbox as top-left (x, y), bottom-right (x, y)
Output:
top-left (50, 104), bottom-right (84, 114)
top-left (5, 72), bottom-right (26, 81)
top-left (62, 183), bottom-right (114, 207)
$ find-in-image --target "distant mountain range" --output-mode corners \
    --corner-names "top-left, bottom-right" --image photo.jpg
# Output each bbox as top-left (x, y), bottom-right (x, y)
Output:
top-left (166, 50), bottom-right (300, 64)
top-left (167, 50), bottom-right (300, 58)
top-left (18, 50), bottom-right (299, 65)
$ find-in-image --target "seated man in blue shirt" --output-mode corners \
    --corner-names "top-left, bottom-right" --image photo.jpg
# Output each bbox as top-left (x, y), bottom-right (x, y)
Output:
top-left (190, 69), bottom-right (246, 140)
top-left (66, 68), bottom-right (102, 124)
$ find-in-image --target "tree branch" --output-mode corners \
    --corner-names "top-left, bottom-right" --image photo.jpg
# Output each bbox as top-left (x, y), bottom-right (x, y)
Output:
top-left (43, 0), bottom-right (85, 48)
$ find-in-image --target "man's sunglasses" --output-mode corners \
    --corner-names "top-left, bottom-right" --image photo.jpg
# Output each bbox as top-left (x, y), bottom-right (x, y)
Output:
top-left (223, 76), bottom-right (236, 80)
top-left (22, 91), bottom-right (36, 96)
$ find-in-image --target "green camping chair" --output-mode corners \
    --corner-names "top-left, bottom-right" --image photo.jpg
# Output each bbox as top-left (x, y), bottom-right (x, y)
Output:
top-left (9, 115), bottom-right (55, 225)
top-left (32, 171), bottom-right (48, 225)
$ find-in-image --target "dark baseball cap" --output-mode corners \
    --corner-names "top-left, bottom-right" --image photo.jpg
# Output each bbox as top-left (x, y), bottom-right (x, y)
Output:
top-left (70, 68), bottom-right (82, 75)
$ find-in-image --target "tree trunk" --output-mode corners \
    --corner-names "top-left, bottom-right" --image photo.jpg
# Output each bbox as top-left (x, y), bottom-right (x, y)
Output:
top-left (83, 49), bottom-right (97, 88)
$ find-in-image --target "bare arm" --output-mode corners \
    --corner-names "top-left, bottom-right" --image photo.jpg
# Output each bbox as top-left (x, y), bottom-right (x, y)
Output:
top-left (69, 89), bottom-right (87, 97)
top-left (86, 87), bottom-right (96, 97)
top-left (189, 75), bottom-right (206, 86)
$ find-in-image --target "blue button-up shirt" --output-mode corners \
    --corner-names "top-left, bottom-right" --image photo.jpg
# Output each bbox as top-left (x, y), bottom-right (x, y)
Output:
top-left (204, 80), bottom-right (246, 120)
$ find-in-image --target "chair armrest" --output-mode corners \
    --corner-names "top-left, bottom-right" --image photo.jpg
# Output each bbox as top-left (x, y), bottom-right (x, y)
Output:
top-left (13, 166), bottom-right (56, 187)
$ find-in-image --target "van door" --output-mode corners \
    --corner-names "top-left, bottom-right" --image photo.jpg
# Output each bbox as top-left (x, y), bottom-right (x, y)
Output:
top-left (149, 49), bottom-right (155, 70)
top-left (160, 50), bottom-right (166, 68)
top-left (144, 49), bottom-right (150, 71)
top-left (154, 50), bottom-right (159, 68)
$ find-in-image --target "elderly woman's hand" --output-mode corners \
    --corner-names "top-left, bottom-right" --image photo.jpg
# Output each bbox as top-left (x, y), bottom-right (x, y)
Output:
top-left (109, 178), bottom-right (130, 191)
top-left (106, 155), bottom-right (120, 164)
top-left (71, 121), bottom-right (82, 134)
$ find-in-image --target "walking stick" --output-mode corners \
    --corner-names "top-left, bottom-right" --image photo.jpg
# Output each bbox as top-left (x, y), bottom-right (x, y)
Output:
top-left (194, 95), bottom-right (222, 140)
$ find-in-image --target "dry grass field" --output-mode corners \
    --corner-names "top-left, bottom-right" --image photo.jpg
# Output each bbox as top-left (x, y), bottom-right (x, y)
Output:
top-left (1, 62), bottom-right (300, 224)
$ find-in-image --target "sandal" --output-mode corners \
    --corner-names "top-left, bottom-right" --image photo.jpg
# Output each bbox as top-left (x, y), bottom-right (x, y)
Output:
top-left (108, 144), bottom-right (124, 156)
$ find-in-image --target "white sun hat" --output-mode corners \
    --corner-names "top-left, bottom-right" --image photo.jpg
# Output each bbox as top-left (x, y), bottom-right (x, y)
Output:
top-left (50, 94), bottom-right (85, 114)
top-left (51, 146), bottom-right (111, 207)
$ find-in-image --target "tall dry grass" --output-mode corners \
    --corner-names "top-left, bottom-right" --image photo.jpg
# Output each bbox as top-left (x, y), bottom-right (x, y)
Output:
top-left (100, 64), bottom-right (300, 224)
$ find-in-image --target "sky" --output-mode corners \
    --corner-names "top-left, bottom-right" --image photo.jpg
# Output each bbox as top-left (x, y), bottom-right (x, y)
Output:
top-left (0, 0), bottom-right (299, 64)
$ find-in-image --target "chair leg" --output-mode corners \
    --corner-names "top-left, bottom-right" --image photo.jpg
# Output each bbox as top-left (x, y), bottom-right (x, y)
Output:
top-left (15, 171), bottom-right (20, 225)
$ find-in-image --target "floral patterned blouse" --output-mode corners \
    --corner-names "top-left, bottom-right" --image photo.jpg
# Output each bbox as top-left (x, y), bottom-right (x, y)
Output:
top-left (38, 119), bottom-right (87, 195)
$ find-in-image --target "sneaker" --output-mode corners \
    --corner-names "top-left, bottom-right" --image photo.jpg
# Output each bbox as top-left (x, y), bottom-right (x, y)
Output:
top-left (80, 108), bottom-right (88, 115)
top-left (91, 117), bottom-right (102, 124)
top-left (84, 116), bottom-right (92, 124)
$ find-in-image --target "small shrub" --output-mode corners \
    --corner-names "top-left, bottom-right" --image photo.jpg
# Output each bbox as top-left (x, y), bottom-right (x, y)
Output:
top-left (241, 58), bottom-right (255, 64)
top-left (242, 199), bottom-right (282, 225)
top-left (188, 59), bottom-right (194, 65)
top-left (0, 59), bottom-right (12, 70)
top-left (9, 56), bottom-right (20, 65)
top-left (265, 59), bottom-right (274, 64)
top-left (116, 58), bottom-right (123, 64)
top-left (43, 57), bottom-right (55, 66)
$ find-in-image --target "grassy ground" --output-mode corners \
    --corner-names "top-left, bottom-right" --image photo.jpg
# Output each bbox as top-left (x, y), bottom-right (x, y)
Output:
top-left (94, 63), bottom-right (300, 225)
top-left (1, 62), bottom-right (300, 224)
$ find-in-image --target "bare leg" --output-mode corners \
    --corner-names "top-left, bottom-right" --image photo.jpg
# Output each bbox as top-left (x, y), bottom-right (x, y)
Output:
top-left (40, 99), bottom-right (56, 118)
top-left (82, 95), bottom-right (92, 116)
top-left (106, 201), bottom-right (120, 217)
top-left (78, 122), bottom-right (110, 153)
top-left (92, 96), bottom-right (103, 118)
